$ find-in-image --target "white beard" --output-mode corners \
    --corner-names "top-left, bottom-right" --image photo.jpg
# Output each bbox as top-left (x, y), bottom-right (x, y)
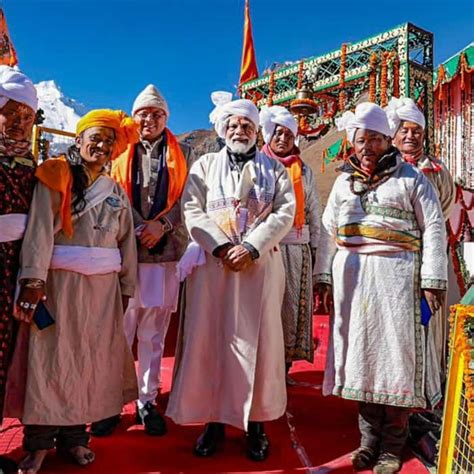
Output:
top-left (225, 136), bottom-right (256, 154)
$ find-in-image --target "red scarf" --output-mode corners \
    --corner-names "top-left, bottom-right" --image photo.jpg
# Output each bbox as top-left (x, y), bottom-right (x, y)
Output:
top-left (262, 143), bottom-right (304, 232)
top-left (402, 149), bottom-right (442, 174)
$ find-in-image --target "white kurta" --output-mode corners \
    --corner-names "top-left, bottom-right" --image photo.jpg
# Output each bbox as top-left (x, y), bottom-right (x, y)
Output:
top-left (166, 148), bottom-right (295, 430)
top-left (315, 157), bottom-right (447, 409)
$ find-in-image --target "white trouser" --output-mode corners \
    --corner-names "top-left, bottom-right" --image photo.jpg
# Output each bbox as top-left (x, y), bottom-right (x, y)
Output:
top-left (124, 306), bottom-right (173, 408)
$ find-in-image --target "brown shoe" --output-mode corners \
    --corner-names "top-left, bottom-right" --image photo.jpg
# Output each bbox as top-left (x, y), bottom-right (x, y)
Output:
top-left (351, 445), bottom-right (377, 470)
top-left (373, 452), bottom-right (402, 473)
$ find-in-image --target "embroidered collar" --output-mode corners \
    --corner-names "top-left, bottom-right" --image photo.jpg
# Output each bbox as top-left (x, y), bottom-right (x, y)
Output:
top-left (339, 147), bottom-right (401, 195)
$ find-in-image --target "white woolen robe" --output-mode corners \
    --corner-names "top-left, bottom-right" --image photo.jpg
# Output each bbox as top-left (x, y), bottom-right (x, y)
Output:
top-left (166, 148), bottom-right (295, 430)
top-left (315, 158), bottom-right (447, 409)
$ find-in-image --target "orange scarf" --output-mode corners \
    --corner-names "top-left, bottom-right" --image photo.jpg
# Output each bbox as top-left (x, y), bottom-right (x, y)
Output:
top-left (111, 128), bottom-right (187, 220)
top-left (262, 143), bottom-right (305, 232)
top-left (35, 156), bottom-right (74, 238)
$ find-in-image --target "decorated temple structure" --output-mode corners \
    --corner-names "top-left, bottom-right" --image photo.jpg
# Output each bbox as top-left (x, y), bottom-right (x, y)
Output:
top-left (434, 43), bottom-right (473, 188)
top-left (241, 23), bottom-right (435, 151)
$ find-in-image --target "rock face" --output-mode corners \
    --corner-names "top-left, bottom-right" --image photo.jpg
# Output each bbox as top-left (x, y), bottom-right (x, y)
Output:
top-left (177, 129), bottom-right (222, 157)
top-left (299, 130), bottom-right (344, 208)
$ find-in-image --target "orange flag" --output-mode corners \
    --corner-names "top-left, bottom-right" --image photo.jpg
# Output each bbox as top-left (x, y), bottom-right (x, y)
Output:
top-left (239, 0), bottom-right (258, 85)
top-left (0, 9), bottom-right (18, 66)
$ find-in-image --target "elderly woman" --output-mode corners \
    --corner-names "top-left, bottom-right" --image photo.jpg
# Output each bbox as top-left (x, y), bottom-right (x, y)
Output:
top-left (260, 106), bottom-right (320, 375)
top-left (6, 110), bottom-right (139, 473)
top-left (0, 66), bottom-right (38, 473)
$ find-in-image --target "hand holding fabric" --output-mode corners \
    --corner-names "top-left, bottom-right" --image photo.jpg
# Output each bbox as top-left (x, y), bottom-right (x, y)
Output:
top-left (213, 243), bottom-right (234, 260)
top-left (422, 288), bottom-right (445, 313)
top-left (223, 244), bottom-right (253, 272)
top-left (139, 220), bottom-right (165, 249)
top-left (15, 283), bottom-right (46, 323)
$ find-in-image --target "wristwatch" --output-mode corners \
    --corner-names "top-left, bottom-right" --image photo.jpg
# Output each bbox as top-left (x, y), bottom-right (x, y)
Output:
top-left (159, 217), bottom-right (173, 233)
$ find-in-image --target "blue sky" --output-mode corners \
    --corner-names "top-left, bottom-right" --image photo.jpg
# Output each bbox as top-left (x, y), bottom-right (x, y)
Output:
top-left (5, 0), bottom-right (474, 133)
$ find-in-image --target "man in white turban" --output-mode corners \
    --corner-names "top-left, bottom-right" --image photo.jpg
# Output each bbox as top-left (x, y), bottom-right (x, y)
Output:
top-left (315, 102), bottom-right (447, 473)
top-left (0, 65), bottom-right (38, 473)
top-left (166, 93), bottom-right (295, 461)
top-left (386, 97), bottom-right (454, 219)
top-left (386, 96), bottom-right (455, 462)
top-left (260, 105), bottom-right (320, 378)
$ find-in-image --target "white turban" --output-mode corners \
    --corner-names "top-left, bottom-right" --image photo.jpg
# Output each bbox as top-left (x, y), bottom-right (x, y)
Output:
top-left (335, 102), bottom-right (392, 144)
top-left (385, 96), bottom-right (426, 135)
top-left (0, 66), bottom-right (38, 112)
top-left (132, 84), bottom-right (169, 117)
top-left (209, 91), bottom-right (260, 139)
top-left (259, 105), bottom-right (298, 144)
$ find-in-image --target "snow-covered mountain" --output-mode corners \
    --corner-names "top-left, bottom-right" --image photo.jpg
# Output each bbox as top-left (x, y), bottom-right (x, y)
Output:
top-left (35, 80), bottom-right (88, 154)
top-left (35, 80), bottom-right (86, 131)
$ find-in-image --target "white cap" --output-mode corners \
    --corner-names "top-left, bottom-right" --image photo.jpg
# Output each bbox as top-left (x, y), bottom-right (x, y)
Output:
top-left (0, 66), bottom-right (38, 112)
top-left (259, 105), bottom-right (298, 144)
top-left (209, 91), bottom-right (259, 139)
top-left (336, 102), bottom-right (392, 144)
top-left (385, 96), bottom-right (426, 135)
top-left (132, 84), bottom-right (169, 117)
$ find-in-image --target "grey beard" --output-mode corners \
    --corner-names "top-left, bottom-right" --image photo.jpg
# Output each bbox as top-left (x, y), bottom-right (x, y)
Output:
top-left (225, 137), bottom-right (256, 154)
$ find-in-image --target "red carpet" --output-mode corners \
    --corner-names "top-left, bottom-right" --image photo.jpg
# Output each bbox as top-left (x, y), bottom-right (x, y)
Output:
top-left (0, 315), bottom-right (428, 473)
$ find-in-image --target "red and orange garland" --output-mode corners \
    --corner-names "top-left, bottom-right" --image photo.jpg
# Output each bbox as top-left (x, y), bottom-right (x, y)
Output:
top-left (435, 64), bottom-right (447, 101)
top-left (459, 51), bottom-right (473, 91)
top-left (392, 54), bottom-right (400, 98)
top-left (297, 60), bottom-right (304, 90)
top-left (369, 53), bottom-right (378, 102)
top-left (298, 117), bottom-right (327, 137)
top-left (447, 185), bottom-right (473, 296)
top-left (339, 43), bottom-right (347, 111)
top-left (435, 51), bottom-right (474, 97)
top-left (267, 71), bottom-right (275, 106)
top-left (380, 52), bottom-right (390, 107)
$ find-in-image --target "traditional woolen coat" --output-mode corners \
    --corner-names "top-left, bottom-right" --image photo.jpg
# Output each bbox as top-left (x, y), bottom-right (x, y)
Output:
top-left (166, 147), bottom-right (295, 430)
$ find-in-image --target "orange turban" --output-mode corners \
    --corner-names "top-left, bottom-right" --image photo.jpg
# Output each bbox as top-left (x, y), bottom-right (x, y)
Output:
top-left (76, 109), bottom-right (140, 160)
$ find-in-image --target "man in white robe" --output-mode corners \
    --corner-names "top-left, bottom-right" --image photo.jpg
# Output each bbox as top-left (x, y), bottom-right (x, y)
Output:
top-left (386, 96), bottom-right (454, 367)
top-left (315, 103), bottom-right (447, 474)
top-left (385, 97), bottom-right (454, 220)
top-left (166, 94), bottom-right (295, 461)
top-left (386, 97), bottom-right (455, 461)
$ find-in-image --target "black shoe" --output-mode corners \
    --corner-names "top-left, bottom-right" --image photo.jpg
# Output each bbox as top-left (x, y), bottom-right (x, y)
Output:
top-left (90, 414), bottom-right (121, 437)
top-left (136, 401), bottom-right (167, 436)
top-left (0, 455), bottom-right (17, 474)
top-left (194, 423), bottom-right (225, 457)
top-left (246, 422), bottom-right (269, 461)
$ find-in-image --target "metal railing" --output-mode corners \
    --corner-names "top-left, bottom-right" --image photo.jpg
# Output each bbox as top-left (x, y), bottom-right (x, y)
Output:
top-left (31, 125), bottom-right (75, 161)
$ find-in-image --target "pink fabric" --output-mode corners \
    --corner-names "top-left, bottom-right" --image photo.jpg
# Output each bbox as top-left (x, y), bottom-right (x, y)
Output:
top-left (261, 143), bottom-right (300, 166)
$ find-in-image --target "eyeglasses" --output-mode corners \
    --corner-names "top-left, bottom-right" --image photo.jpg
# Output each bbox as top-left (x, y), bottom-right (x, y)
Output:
top-left (135, 111), bottom-right (167, 121)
